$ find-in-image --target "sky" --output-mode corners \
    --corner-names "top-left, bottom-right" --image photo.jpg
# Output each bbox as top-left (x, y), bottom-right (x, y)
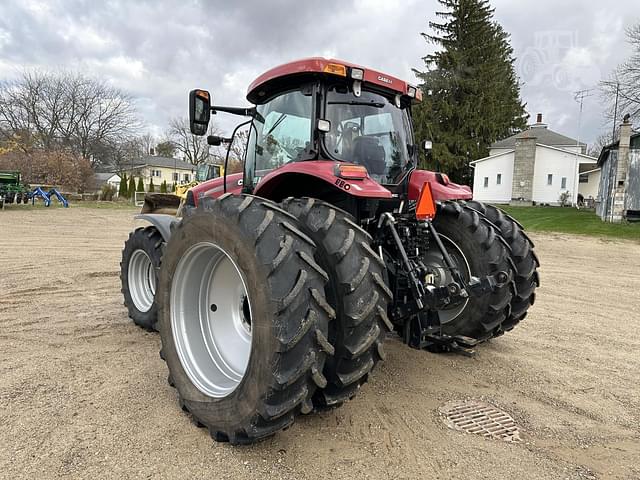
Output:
top-left (0, 0), bottom-right (637, 149)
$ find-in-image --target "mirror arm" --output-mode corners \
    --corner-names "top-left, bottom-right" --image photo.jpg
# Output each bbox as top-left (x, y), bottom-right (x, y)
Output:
top-left (211, 105), bottom-right (257, 117)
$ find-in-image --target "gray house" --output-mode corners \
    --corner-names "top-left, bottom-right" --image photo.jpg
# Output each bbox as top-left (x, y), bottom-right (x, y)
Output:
top-left (596, 116), bottom-right (640, 222)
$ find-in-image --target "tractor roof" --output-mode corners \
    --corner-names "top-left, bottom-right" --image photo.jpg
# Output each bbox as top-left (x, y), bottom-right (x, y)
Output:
top-left (246, 57), bottom-right (419, 104)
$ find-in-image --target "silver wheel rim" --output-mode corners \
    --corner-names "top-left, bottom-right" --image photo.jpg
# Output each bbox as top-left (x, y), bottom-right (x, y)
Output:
top-left (423, 233), bottom-right (472, 324)
top-left (170, 242), bottom-right (253, 398)
top-left (128, 249), bottom-right (156, 312)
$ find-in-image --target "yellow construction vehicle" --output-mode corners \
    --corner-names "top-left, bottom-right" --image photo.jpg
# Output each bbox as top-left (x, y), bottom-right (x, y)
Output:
top-left (141, 162), bottom-right (224, 214)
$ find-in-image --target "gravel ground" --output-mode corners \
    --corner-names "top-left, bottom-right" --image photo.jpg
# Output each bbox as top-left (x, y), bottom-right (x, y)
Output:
top-left (0, 206), bottom-right (639, 480)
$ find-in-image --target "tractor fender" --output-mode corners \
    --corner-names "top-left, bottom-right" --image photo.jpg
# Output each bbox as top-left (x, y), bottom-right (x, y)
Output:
top-left (408, 169), bottom-right (472, 202)
top-left (190, 173), bottom-right (244, 206)
top-left (254, 161), bottom-right (393, 202)
top-left (134, 214), bottom-right (179, 243)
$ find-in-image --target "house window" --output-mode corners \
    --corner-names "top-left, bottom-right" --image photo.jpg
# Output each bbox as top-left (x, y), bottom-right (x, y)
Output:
top-left (483, 177), bottom-right (489, 188)
top-left (172, 172), bottom-right (179, 182)
top-left (547, 174), bottom-right (553, 185)
top-left (150, 169), bottom-right (162, 178)
top-left (183, 173), bottom-right (190, 182)
top-left (561, 177), bottom-right (567, 189)
top-left (496, 173), bottom-right (502, 185)
top-left (579, 174), bottom-right (588, 183)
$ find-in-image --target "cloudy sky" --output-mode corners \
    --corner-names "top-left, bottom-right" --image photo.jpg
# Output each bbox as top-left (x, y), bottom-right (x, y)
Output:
top-left (0, 0), bottom-right (636, 147)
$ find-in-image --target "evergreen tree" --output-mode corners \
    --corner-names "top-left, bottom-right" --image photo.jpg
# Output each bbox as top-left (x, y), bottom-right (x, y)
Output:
top-left (119, 173), bottom-right (128, 198)
top-left (160, 180), bottom-right (167, 193)
top-left (149, 177), bottom-right (155, 192)
top-left (412, 0), bottom-right (528, 183)
top-left (128, 175), bottom-right (136, 198)
top-left (136, 177), bottom-right (144, 193)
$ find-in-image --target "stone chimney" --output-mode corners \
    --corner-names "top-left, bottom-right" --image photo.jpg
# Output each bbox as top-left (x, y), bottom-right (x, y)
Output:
top-left (610, 115), bottom-right (632, 222)
top-left (511, 134), bottom-right (537, 204)
top-left (536, 113), bottom-right (543, 123)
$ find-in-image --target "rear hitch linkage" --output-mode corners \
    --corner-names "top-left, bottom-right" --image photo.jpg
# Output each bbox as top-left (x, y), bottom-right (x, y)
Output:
top-left (378, 212), bottom-right (508, 355)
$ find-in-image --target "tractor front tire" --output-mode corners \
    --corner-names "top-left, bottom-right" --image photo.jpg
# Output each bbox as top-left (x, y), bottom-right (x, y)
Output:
top-left (283, 198), bottom-right (391, 407)
top-left (120, 226), bottom-right (163, 331)
top-left (429, 201), bottom-right (514, 341)
top-left (157, 194), bottom-right (334, 444)
top-left (465, 201), bottom-right (540, 332)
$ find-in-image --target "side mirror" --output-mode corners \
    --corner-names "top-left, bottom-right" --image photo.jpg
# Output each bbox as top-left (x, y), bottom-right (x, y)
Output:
top-left (207, 135), bottom-right (224, 146)
top-left (207, 135), bottom-right (232, 146)
top-left (423, 140), bottom-right (433, 151)
top-left (189, 89), bottom-right (211, 136)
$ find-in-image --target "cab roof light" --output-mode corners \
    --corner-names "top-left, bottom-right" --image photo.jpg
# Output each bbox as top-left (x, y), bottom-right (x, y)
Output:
top-left (195, 89), bottom-right (210, 100)
top-left (335, 163), bottom-right (368, 180)
top-left (416, 181), bottom-right (437, 220)
top-left (407, 85), bottom-right (417, 98)
top-left (350, 67), bottom-right (364, 80)
top-left (323, 63), bottom-right (347, 76)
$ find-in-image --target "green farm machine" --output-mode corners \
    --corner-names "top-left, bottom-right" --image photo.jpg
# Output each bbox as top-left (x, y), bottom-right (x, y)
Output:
top-left (0, 171), bottom-right (30, 209)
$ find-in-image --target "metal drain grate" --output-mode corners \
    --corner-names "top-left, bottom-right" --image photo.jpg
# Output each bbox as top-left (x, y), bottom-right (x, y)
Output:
top-left (439, 400), bottom-right (520, 442)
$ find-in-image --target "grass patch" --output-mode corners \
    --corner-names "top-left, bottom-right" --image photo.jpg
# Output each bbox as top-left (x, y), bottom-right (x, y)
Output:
top-left (499, 206), bottom-right (640, 242)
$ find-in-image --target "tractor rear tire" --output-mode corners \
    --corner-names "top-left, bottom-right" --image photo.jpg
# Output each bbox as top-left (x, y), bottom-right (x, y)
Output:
top-left (157, 194), bottom-right (334, 444)
top-left (120, 226), bottom-right (163, 331)
top-left (283, 197), bottom-right (391, 407)
top-left (429, 201), bottom-right (514, 341)
top-left (465, 201), bottom-right (540, 332)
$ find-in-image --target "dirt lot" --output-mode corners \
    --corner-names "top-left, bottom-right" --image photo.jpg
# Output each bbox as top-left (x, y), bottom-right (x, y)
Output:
top-left (1, 206), bottom-right (639, 480)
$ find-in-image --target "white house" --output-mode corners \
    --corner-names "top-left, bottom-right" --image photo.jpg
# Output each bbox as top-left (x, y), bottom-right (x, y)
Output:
top-left (470, 114), bottom-right (597, 205)
top-left (94, 172), bottom-right (121, 194)
top-left (578, 167), bottom-right (601, 201)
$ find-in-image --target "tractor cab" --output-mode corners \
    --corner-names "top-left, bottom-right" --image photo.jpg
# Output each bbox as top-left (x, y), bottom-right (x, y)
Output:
top-left (189, 58), bottom-right (422, 193)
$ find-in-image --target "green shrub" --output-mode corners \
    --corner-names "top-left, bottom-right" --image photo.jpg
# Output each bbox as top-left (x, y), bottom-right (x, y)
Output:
top-left (128, 176), bottom-right (136, 198)
top-left (160, 180), bottom-right (167, 193)
top-left (100, 184), bottom-right (117, 201)
top-left (119, 173), bottom-right (128, 198)
top-left (136, 177), bottom-right (144, 193)
top-left (149, 178), bottom-right (155, 192)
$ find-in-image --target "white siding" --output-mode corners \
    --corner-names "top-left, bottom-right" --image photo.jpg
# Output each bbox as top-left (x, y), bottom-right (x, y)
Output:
top-left (578, 169), bottom-right (601, 199)
top-left (531, 145), bottom-right (595, 205)
top-left (472, 152), bottom-right (514, 203)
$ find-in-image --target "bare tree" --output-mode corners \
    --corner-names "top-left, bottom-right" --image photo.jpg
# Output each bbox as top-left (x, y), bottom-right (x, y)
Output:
top-left (587, 131), bottom-right (619, 158)
top-left (167, 116), bottom-right (219, 165)
top-left (601, 24), bottom-right (640, 124)
top-left (229, 129), bottom-right (248, 163)
top-left (139, 133), bottom-right (156, 156)
top-left (0, 70), bottom-right (141, 166)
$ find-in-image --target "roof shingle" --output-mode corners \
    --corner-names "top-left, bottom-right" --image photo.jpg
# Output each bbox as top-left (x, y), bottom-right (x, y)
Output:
top-left (491, 126), bottom-right (585, 149)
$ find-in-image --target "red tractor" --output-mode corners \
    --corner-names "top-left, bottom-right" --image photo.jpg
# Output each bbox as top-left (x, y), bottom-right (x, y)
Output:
top-left (120, 58), bottom-right (539, 444)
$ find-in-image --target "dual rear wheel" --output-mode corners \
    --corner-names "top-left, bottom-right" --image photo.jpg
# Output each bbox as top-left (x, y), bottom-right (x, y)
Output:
top-left (120, 195), bottom-right (537, 444)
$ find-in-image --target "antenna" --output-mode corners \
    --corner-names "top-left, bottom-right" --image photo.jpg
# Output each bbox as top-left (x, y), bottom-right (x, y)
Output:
top-left (572, 88), bottom-right (595, 206)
